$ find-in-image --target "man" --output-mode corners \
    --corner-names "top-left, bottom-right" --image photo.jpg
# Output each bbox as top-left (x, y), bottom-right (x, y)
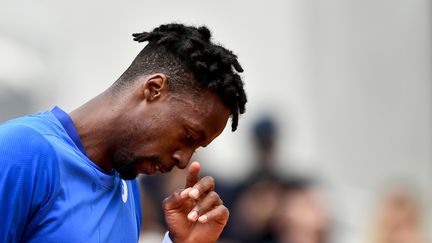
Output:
top-left (0, 23), bottom-right (247, 243)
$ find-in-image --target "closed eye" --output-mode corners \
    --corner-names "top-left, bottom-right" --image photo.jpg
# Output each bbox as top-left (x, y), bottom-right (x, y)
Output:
top-left (185, 131), bottom-right (195, 144)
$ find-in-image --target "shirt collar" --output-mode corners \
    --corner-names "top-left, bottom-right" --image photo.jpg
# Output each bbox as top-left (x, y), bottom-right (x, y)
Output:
top-left (51, 106), bottom-right (88, 157)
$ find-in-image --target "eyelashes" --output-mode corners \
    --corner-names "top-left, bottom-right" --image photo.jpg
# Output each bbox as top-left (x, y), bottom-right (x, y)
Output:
top-left (184, 131), bottom-right (195, 145)
top-left (184, 131), bottom-right (198, 155)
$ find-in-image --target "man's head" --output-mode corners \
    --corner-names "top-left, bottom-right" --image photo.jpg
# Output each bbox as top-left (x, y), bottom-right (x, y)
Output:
top-left (108, 23), bottom-right (247, 179)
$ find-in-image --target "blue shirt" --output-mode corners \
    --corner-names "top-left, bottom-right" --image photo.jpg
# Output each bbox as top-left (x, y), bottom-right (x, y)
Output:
top-left (0, 107), bottom-right (142, 243)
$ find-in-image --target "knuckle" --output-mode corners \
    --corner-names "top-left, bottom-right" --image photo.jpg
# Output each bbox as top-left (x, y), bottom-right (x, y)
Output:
top-left (209, 190), bottom-right (218, 197)
top-left (224, 206), bottom-right (230, 217)
top-left (206, 176), bottom-right (215, 185)
top-left (162, 198), bottom-right (169, 209)
top-left (220, 205), bottom-right (229, 213)
top-left (209, 191), bottom-right (220, 201)
top-left (201, 175), bottom-right (214, 185)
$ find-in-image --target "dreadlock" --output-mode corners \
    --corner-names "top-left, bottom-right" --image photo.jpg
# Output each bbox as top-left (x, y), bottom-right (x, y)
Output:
top-left (113, 23), bottom-right (247, 131)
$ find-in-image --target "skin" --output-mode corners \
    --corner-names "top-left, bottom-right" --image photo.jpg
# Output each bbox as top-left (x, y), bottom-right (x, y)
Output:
top-left (69, 73), bottom-right (231, 243)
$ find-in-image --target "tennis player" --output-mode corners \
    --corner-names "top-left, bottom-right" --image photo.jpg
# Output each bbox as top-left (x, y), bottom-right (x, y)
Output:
top-left (0, 23), bottom-right (247, 243)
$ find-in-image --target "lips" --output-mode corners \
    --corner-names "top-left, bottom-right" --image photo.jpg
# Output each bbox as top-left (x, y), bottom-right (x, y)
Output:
top-left (154, 164), bottom-right (167, 173)
top-left (135, 161), bottom-right (162, 175)
top-left (158, 165), bottom-right (167, 173)
top-left (143, 161), bottom-right (174, 174)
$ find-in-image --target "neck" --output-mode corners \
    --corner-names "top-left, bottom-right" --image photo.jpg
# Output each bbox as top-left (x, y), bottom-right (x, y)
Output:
top-left (69, 90), bottom-right (119, 172)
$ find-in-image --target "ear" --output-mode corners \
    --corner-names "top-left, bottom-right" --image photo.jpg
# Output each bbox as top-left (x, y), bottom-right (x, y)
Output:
top-left (142, 73), bottom-right (168, 102)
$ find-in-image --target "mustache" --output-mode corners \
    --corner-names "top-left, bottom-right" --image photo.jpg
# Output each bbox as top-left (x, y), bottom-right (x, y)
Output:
top-left (134, 155), bottom-right (163, 165)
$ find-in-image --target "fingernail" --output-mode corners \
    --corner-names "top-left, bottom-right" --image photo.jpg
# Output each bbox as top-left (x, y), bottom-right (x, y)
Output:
top-left (188, 211), bottom-right (198, 221)
top-left (198, 215), bottom-right (207, 223)
top-left (190, 189), bottom-right (199, 199)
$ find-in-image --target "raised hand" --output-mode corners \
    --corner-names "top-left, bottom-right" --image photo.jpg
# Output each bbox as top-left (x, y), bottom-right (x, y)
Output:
top-left (162, 161), bottom-right (229, 243)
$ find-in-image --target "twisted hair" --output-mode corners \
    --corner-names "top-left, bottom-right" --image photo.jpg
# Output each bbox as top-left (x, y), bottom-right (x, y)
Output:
top-left (113, 23), bottom-right (247, 131)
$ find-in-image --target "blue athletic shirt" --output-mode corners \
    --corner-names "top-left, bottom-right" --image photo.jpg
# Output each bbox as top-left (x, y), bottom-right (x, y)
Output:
top-left (0, 107), bottom-right (143, 243)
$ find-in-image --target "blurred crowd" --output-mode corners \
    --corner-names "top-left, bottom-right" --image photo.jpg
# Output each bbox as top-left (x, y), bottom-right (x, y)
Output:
top-left (137, 116), bottom-right (430, 243)
top-left (366, 187), bottom-right (428, 243)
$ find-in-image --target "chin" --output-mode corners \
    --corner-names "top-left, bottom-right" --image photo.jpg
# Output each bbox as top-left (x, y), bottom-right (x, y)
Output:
top-left (118, 170), bottom-right (139, 180)
top-left (120, 175), bottom-right (138, 180)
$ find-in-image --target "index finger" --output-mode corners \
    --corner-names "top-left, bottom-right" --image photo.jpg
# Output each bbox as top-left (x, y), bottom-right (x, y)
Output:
top-left (185, 161), bottom-right (201, 188)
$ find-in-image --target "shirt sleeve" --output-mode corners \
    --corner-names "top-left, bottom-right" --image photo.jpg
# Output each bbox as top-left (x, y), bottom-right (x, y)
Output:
top-left (162, 232), bottom-right (173, 243)
top-left (0, 125), bottom-right (60, 243)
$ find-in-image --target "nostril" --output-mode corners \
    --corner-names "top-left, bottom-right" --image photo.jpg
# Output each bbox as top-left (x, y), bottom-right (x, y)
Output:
top-left (177, 159), bottom-right (189, 170)
top-left (172, 150), bottom-right (190, 169)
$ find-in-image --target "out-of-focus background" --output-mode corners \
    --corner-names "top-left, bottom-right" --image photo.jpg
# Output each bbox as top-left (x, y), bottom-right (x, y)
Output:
top-left (1, 1), bottom-right (431, 243)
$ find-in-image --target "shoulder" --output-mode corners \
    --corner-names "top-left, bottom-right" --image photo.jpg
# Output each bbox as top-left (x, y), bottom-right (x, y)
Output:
top-left (0, 121), bottom-right (56, 157)
top-left (0, 117), bottom-right (61, 179)
top-left (0, 116), bottom-right (62, 241)
top-left (0, 117), bottom-right (61, 205)
top-left (0, 111), bottom-right (61, 149)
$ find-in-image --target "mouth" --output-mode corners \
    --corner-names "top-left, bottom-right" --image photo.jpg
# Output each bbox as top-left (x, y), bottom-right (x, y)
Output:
top-left (155, 164), bottom-right (160, 171)
top-left (137, 159), bottom-right (175, 175)
top-left (134, 156), bottom-right (165, 175)
top-left (152, 164), bottom-right (165, 174)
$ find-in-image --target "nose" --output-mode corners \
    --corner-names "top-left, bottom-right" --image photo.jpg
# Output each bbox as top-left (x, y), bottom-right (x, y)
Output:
top-left (172, 148), bottom-right (194, 169)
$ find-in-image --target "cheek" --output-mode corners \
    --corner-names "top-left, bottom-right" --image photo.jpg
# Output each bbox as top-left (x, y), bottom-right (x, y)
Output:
top-left (130, 128), bottom-right (181, 156)
top-left (119, 122), bottom-right (155, 153)
top-left (125, 114), bottom-right (184, 155)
